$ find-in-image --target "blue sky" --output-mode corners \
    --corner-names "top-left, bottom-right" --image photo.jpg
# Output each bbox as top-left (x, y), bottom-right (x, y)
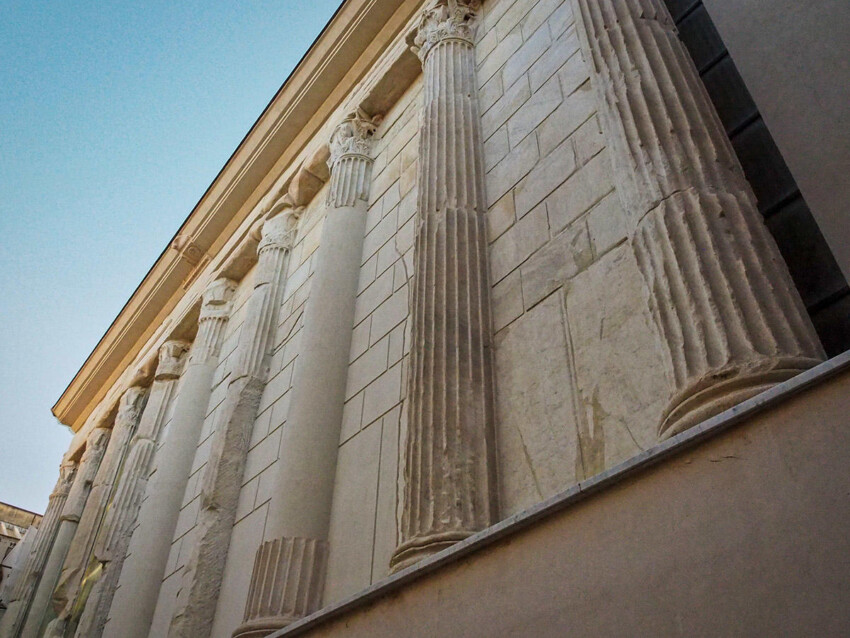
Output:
top-left (0, 1), bottom-right (341, 513)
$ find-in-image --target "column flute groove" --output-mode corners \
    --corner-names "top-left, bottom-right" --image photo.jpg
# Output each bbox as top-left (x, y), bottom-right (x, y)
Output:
top-left (391, 0), bottom-right (498, 573)
top-left (571, 0), bottom-right (824, 438)
top-left (102, 278), bottom-right (236, 638)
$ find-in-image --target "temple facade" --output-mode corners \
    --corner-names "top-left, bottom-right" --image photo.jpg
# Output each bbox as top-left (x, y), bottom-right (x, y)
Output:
top-left (3, 0), bottom-right (849, 636)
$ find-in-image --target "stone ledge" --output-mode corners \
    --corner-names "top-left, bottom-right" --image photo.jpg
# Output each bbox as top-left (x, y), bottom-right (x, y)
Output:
top-left (269, 347), bottom-right (850, 638)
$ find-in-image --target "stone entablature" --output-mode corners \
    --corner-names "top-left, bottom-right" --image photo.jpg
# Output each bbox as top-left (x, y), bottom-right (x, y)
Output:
top-left (10, 0), bottom-right (838, 637)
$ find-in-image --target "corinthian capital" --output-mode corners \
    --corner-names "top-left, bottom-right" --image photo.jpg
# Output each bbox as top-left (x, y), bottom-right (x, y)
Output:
top-left (328, 109), bottom-right (380, 169)
top-left (117, 385), bottom-right (148, 424)
top-left (410, 0), bottom-right (480, 62)
top-left (52, 460), bottom-right (78, 498)
top-left (155, 340), bottom-right (191, 380)
top-left (258, 208), bottom-right (302, 254)
top-left (199, 278), bottom-right (237, 321)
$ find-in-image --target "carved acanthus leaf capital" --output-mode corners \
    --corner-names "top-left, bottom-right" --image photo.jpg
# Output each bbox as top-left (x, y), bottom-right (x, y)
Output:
top-left (410, 0), bottom-right (480, 62)
top-left (259, 208), bottom-right (302, 254)
top-left (328, 109), bottom-right (380, 169)
top-left (199, 278), bottom-right (237, 322)
top-left (117, 386), bottom-right (148, 426)
top-left (156, 340), bottom-right (192, 380)
top-left (52, 460), bottom-right (78, 498)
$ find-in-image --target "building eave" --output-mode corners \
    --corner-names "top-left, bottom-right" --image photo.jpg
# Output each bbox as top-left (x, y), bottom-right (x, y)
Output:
top-left (52, 0), bottom-right (418, 432)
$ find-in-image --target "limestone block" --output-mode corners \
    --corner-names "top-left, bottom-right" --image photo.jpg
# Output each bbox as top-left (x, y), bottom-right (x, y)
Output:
top-left (492, 270), bottom-right (524, 333)
top-left (529, 26), bottom-right (580, 92)
top-left (477, 29), bottom-right (522, 87)
top-left (485, 131), bottom-right (539, 207)
top-left (371, 407), bottom-right (401, 582)
top-left (484, 126), bottom-right (509, 172)
top-left (507, 72), bottom-right (562, 147)
top-left (537, 80), bottom-right (595, 159)
top-left (514, 134), bottom-right (577, 219)
top-left (494, 292), bottom-right (579, 516)
top-left (486, 192), bottom-right (516, 243)
top-left (362, 362), bottom-right (402, 429)
top-left (521, 0), bottom-right (563, 41)
top-left (323, 424), bottom-right (381, 603)
top-left (482, 74), bottom-right (531, 141)
top-left (546, 149), bottom-right (614, 234)
top-left (566, 245), bottom-right (669, 476)
top-left (520, 219), bottom-right (592, 310)
top-left (502, 22), bottom-right (552, 89)
top-left (489, 201), bottom-right (549, 283)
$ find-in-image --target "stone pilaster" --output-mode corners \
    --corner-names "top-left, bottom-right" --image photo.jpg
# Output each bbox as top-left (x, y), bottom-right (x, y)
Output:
top-left (234, 111), bottom-right (378, 638)
top-left (20, 426), bottom-right (111, 638)
top-left (45, 385), bottom-right (148, 637)
top-left (102, 278), bottom-right (235, 638)
top-left (571, 0), bottom-right (825, 437)
top-left (0, 461), bottom-right (76, 638)
top-left (391, 0), bottom-right (498, 572)
top-left (73, 341), bottom-right (190, 638)
top-left (169, 210), bottom-right (297, 638)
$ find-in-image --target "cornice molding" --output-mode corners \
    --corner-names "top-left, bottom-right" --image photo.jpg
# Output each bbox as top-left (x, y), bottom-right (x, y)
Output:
top-left (53, 0), bottom-right (424, 432)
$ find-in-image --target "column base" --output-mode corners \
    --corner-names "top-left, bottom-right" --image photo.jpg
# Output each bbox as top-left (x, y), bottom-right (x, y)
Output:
top-left (232, 615), bottom-right (301, 638)
top-left (659, 356), bottom-right (821, 439)
top-left (234, 537), bottom-right (327, 638)
top-left (390, 530), bottom-right (477, 573)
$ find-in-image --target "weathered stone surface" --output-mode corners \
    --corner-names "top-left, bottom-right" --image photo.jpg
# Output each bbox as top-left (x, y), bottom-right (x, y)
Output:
top-left (566, 245), bottom-right (669, 476)
top-left (494, 292), bottom-right (578, 516)
top-left (20, 425), bottom-right (110, 638)
top-left (573, 0), bottom-right (825, 436)
top-left (235, 111), bottom-right (379, 638)
top-left (104, 279), bottom-right (235, 638)
top-left (74, 341), bottom-right (189, 638)
top-left (169, 211), bottom-right (297, 638)
top-left (0, 461), bottom-right (76, 638)
top-left (47, 385), bottom-right (148, 638)
top-left (393, 0), bottom-right (499, 573)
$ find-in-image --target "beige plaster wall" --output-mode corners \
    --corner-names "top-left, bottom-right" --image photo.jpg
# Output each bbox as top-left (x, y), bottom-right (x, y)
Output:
top-left (276, 368), bottom-right (850, 638)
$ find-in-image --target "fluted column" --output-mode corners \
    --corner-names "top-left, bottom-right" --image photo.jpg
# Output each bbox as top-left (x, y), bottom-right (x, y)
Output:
top-left (572, 0), bottom-right (824, 437)
top-left (20, 426), bottom-right (111, 638)
top-left (234, 111), bottom-right (379, 638)
top-left (102, 278), bottom-right (235, 638)
top-left (74, 341), bottom-right (190, 638)
top-left (0, 461), bottom-right (76, 638)
top-left (391, 0), bottom-right (498, 572)
top-left (44, 385), bottom-right (148, 637)
top-left (168, 210), bottom-right (297, 638)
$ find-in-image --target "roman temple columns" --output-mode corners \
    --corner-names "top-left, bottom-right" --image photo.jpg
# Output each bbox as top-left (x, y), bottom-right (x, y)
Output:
top-left (0, 461), bottom-right (76, 638)
top-left (234, 110), bottom-right (379, 638)
top-left (44, 385), bottom-right (149, 638)
top-left (103, 278), bottom-right (235, 638)
top-left (20, 425), bottom-right (111, 638)
top-left (74, 340), bottom-right (190, 638)
top-left (391, 0), bottom-right (498, 572)
top-left (168, 210), bottom-right (297, 638)
top-left (571, 0), bottom-right (825, 437)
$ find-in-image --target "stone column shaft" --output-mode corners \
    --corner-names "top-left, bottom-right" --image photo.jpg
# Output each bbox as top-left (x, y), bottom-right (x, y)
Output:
top-left (20, 426), bottom-right (111, 638)
top-left (572, 0), bottom-right (824, 437)
top-left (102, 278), bottom-right (235, 638)
top-left (235, 111), bottom-right (378, 638)
top-left (391, 0), bottom-right (498, 572)
top-left (45, 386), bottom-right (148, 637)
top-left (168, 211), bottom-right (296, 638)
top-left (0, 461), bottom-right (76, 638)
top-left (73, 341), bottom-right (189, 638)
